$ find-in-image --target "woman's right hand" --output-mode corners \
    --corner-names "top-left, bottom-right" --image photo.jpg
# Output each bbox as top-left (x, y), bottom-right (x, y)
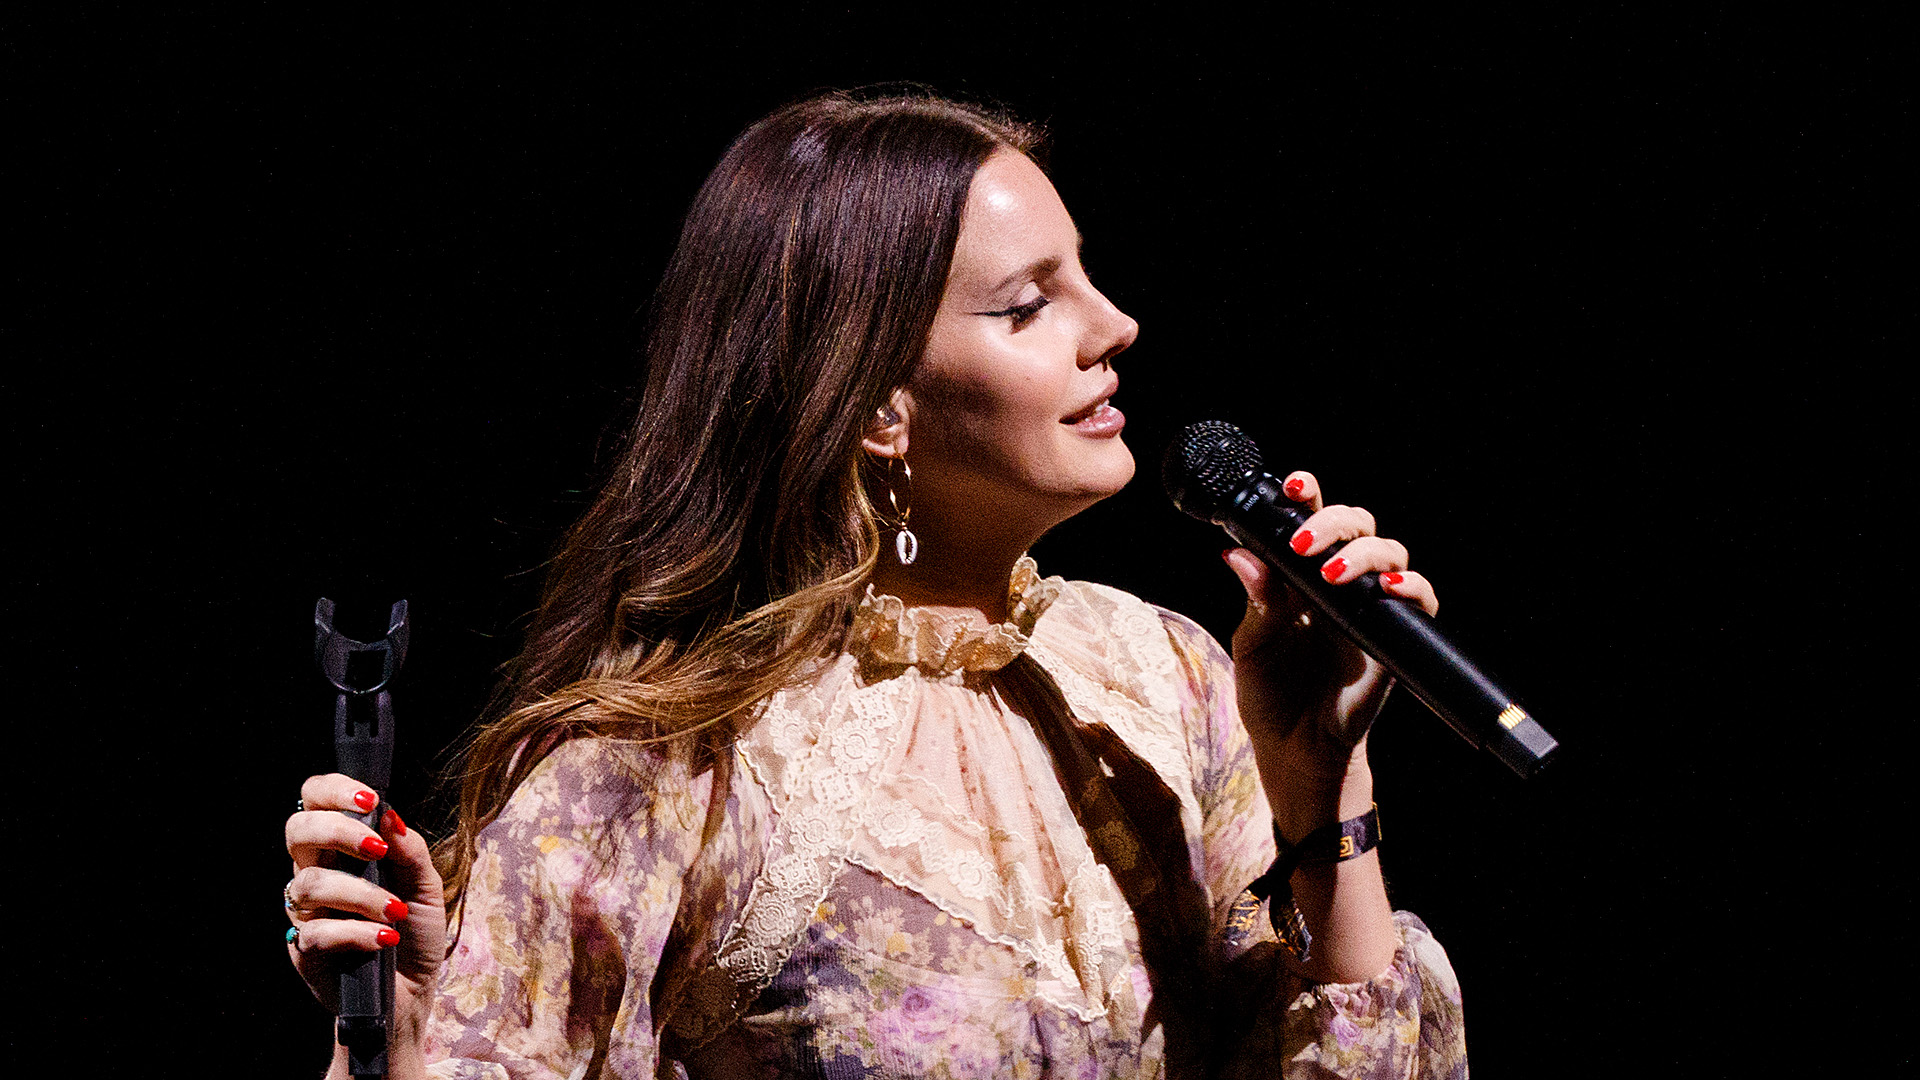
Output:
top-left (285, 773), bottom-right (447, 1062)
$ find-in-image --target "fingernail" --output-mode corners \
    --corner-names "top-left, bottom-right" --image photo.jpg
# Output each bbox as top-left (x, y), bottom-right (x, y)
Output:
top-left (1382, 571), bottom-right (1405, 587)
top-left (383, 808), bottom-right (407, 837)
top-left (1284, 477), bottom-right (1306, 499)
top-left (1290, 529), bottom-right (1314, 555)
top-left (359, 835), bottom-right (390, 859)
top-left (1322, 557), bottom-right (1348, 583)
top-left (376, 927), bottom-right (401, 947)
top-left (384, 898), bottom-right (409, 921)
top-left (353, 790), bottom-right (377, 812)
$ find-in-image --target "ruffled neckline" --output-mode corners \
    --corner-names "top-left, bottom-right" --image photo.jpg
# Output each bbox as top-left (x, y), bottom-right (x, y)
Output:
top-left (848, 555), bottom-right (1065, 675)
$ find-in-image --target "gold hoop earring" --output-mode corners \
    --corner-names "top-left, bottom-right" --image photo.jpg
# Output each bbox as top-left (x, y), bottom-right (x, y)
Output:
top-left (886, 457), bottom-right (918, 566)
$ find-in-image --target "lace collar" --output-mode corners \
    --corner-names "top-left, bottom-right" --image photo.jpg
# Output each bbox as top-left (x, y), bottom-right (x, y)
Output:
top-left (848, 556), bottom-right (1065, 675)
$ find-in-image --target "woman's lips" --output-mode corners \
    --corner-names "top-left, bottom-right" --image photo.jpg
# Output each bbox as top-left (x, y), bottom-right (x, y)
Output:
top-left (1066, 400), bottom-right (1125, 436)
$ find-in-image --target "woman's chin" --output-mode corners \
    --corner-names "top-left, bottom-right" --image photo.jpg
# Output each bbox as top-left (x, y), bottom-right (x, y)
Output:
top-left (1064, 442), bottom-right (1137, 505)
top-left (1103, 436), bottom-right (1138, 483)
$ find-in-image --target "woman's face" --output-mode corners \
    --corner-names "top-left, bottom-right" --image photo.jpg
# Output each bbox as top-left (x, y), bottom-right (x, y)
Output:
top-left (898, 150), bottom-right (1140, 532)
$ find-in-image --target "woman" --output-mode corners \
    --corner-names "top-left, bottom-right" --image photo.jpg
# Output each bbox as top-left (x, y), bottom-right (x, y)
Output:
top-left (284, 92), bottom-right (1467, 1079)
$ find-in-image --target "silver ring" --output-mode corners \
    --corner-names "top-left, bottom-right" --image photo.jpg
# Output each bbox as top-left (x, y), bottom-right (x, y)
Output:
top-left (284, 882), bottom-right (298, 911)
top-left (295, 798), bottom-right (305, 812)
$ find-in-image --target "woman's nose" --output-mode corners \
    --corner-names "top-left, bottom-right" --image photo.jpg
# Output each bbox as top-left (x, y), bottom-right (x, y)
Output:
top-left (1080, 290), bottom-right (1139, 370)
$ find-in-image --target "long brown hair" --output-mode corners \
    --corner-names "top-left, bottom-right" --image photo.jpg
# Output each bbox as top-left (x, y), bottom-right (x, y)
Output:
top-left (435, 92), bottom-right (1039, 910)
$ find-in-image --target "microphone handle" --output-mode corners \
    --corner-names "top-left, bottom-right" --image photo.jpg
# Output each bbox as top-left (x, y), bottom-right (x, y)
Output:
top-left (1222, 474), bottom-right (1559, 778)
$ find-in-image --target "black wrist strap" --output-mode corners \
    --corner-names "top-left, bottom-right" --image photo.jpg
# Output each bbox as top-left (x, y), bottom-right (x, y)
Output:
top-left (1245, 804), bottom-right (1381, 962)
top-left (1278, 803), bottom-right (1381, 866)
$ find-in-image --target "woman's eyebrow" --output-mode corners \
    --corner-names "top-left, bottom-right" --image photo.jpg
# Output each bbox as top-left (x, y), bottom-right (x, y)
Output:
top-left (991, 255), bottom-right (1062, 294)
top-left (986, 227), bottom-right (1084, 294)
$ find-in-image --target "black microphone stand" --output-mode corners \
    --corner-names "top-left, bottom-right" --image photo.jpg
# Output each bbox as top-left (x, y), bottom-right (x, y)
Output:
top-left (314, 599), bottom-right (408, 1079)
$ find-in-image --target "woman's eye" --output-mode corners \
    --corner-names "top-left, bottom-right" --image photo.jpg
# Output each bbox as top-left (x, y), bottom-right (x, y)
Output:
top-left (986, 296), bottom-right (1049, 328)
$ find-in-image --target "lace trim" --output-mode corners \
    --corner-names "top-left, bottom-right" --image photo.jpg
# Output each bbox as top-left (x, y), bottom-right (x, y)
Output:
top-left (840, 717), bottom-right (1126, 1021)
top-left (733, 658), bottom-right (1126, 1021)
top-left (670, 572), bottom-right (1202, 1047)
top-left (848, 555), bottom-right (1065, 674)
top-left (841, 851), bottom-right (1127, 1023)
top-left (667, 672), bottom-right (918, 1049)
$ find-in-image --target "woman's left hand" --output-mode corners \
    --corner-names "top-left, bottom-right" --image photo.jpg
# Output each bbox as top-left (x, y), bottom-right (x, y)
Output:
top-left (1224, 470), bottom-right (1439, 797)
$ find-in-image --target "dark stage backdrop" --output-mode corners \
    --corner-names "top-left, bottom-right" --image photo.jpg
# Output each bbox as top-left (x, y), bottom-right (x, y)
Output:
top-left (11, 8), bottom-right (1905, 1076)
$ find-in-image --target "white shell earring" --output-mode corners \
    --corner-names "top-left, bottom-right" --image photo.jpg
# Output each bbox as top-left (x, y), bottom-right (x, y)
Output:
top-left (886, 457), bottom-right (917, 566)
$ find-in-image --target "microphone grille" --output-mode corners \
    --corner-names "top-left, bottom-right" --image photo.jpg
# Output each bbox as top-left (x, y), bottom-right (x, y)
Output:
top-left (1162, 420), bottom-right (1265, 519)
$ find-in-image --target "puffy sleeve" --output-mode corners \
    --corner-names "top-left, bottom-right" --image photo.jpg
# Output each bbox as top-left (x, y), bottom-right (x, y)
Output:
top-left (422, 738), bottom-right (723, 1080)
top-left (1157, 608), bottom-right (1470, 1080)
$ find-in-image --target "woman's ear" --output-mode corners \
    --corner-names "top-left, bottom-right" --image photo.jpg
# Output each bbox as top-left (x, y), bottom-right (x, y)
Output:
top-left (861, 389), bottom-right (911, 459)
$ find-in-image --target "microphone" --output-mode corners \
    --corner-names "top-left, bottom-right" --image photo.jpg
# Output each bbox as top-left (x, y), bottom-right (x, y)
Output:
top-left (1163, 420), bottom-right (1558, 778)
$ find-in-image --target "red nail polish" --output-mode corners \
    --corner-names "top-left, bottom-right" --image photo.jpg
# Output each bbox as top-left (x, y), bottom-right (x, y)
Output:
top-left (384, 898), bottom-right (409, 921)
top-left (1322, 557), bottom-right (1348, 583)
top-left (376, 927), bottom-right (401, 947)
top-left (1290, 529), bottom-right (1314, 555)
top-left (1382, 571), bottom-right (1405, 587)
top-left (353, 790), bottom-right (377, 812)
top-left (1284, 477), bottom-right (1306, 499)
top-left (359, 836), bottom-right (390, 859)
top-left (383, 808), bottom-right (407, 837)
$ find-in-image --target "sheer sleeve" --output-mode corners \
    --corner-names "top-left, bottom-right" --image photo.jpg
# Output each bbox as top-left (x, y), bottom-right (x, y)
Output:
top-left (1157, 608), bottom-right (1470, 1080)
top-left (422, 739), bottom-right (720, 1080)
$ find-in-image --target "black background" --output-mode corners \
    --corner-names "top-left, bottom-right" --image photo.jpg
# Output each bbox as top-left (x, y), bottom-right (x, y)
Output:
top-left (10, 6), bottom-right (1907, 1076)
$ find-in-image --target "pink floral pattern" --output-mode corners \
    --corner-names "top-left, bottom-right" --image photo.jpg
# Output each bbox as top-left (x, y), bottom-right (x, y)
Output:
top-left (424, 569), bottom-right (1467, 1079)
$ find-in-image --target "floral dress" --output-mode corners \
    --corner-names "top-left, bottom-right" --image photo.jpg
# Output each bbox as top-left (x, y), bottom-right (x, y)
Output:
top-left (425, 559), bottom-right (1468, 1079)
